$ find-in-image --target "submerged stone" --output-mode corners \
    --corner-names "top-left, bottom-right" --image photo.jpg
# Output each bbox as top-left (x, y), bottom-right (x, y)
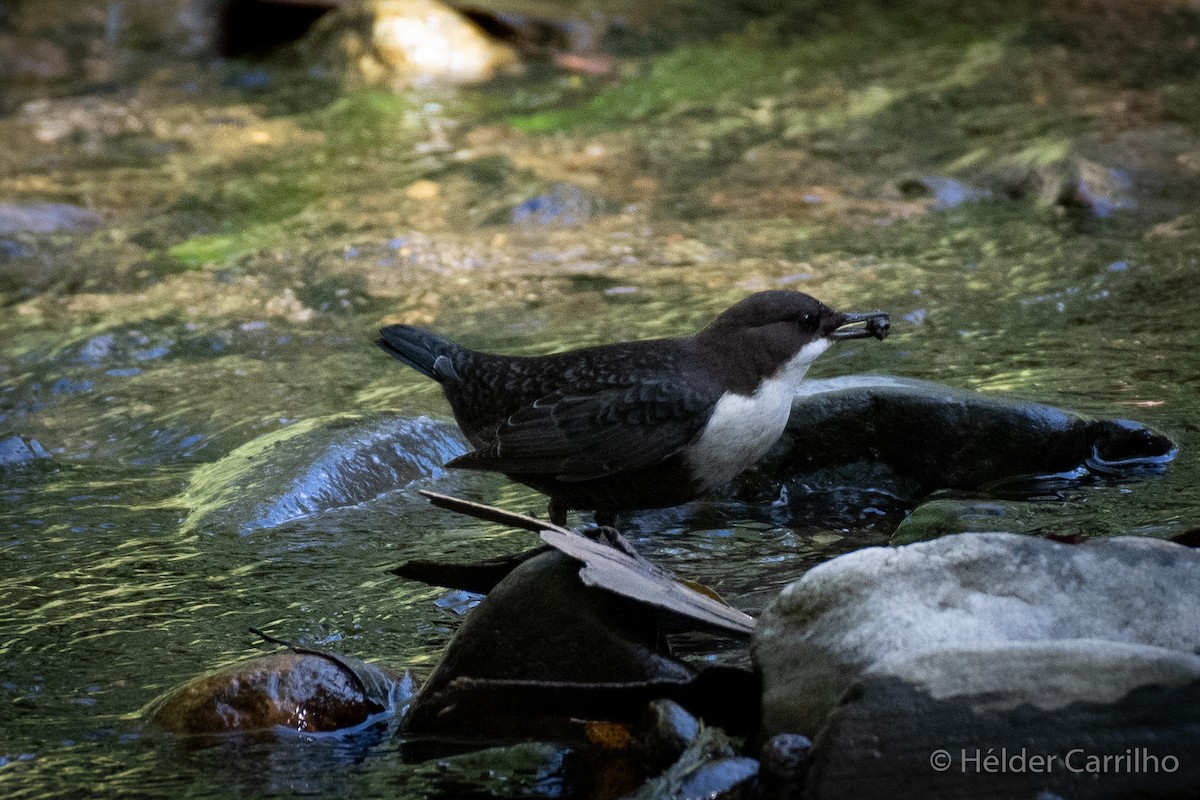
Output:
top-left (753, 532), bottom-right (1200, 738)
top-left (0, 435), bottom-right (50, 466)
top-left (511, 183), bottom-right (609, 227)
top-left (146, 650), bottom-right (413, 735)
top-left (889, 497), bottom-right (1079, 545)
top-left (179, 413), bottom-right (466, 533)
top-left (0, 202), bottom-right (103, 234)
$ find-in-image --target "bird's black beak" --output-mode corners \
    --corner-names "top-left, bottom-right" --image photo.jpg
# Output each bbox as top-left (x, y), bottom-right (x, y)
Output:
top-left (830, 311), bottom-right (890, 341)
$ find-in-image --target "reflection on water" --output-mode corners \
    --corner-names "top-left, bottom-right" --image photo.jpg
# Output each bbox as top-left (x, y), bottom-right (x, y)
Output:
top-left (4, 3), bottom-right (1200, 797)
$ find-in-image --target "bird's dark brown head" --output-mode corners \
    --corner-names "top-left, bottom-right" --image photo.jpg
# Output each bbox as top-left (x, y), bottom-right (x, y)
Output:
top-left (695, 290), bottom-right (889, 391)
top-left (700, 290), bottom-right (889, 342)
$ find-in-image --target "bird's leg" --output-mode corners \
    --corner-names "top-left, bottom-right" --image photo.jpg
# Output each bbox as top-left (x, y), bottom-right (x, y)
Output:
top-left (548, 497), bottom-right (568, 527)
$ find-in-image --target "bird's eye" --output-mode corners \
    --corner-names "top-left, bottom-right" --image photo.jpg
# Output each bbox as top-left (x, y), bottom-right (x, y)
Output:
top-left (800, 313), bottom-right (813, 325)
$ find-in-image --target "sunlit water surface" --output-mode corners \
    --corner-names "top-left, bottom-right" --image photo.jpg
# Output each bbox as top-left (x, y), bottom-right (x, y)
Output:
top-left (3, 54), bottom-right (1200, 800)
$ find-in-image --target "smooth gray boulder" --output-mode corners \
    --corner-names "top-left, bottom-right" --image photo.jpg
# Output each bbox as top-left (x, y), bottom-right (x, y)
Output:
top-left (753, 532), bottom-right (1200, 737)
top-left (808, 647), bottom-right (1200, 799)
top-left (865, 640), bottom-right (1200, 712)
top-left (178, 413), bottom-right (467, 533)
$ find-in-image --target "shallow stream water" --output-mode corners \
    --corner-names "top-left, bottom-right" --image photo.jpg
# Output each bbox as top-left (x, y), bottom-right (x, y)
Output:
top-left (3, 2), bottom-right (1200, 797)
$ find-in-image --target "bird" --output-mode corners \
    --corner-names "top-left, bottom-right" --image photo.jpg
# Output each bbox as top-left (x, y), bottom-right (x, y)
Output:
top-left (378, 290), bottom-right (889, 526)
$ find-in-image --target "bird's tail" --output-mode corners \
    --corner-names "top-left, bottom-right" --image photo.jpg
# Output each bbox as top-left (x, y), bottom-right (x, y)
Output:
top-left (377, 325), bottom-right (463, 383)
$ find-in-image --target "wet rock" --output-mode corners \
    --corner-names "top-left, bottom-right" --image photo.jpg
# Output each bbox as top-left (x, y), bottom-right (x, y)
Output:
top-left (402, 548), bottom-right (696, 737)
top-left (807, 649), bottom-right (1200, 800)
top-left (0, 202), bottom-right (104, 235)
top-left (755, 733), bottom-right (812, 800)
top-left (753, 532), bottom-right (1200, 737)
top-left (511, 183), bottom-right (609, 227)
top-left (396, 504), bottom-right (760, 740)
top-left (744, 375), bottom-right (1175, 514)
top-left (628, 726), bottom-right (749, 800)
top-left (179, 413), bottom-right (466, 533)
top-left (1091, 416), bottom-right (1177, 468)
top-left (1172, 528), bottom-right (1200, 548)
top-left (0, 436), bottom-right (50, 467)
top-left (146, 650), bottom-right (414, 735)
top-left (889, 497), bottom-right (1085, 545)
top-left (631, 699), bottom-right (702, 772)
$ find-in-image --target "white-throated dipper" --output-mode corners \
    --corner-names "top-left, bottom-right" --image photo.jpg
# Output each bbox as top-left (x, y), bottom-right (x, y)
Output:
top-left (379, 291), bottom-right (889, 525)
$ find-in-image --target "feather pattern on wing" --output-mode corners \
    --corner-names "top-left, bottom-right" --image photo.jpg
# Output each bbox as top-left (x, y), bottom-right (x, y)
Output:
top-left (447, 377), bottom-right (721, 480)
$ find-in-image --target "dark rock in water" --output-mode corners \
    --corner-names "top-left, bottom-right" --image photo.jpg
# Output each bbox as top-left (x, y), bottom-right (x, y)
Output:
top-left (631, 699), bottom-right (702, 772)
top-left (402, 548), bottom-right (696, 737)
top-left (756, 733), bottom-right (812, 800)
top-left (807, 665), bottom-right (1200, 800)
top-left (627, 726), bottom-right (751, 800)
top-left (1172, 528), bottom-right (1200, 548)
top-left (512, 183), bottom-right (608, 226)
top-left (0, 202), bottom-right (104, 234)
top-left (0, 435), bottom-right (50, 466)
top-left (1090, 416), bottom-right (1177, 470)
top-left (179, 413), bottom-right (466, 533)
top-left (754, 533), bottom-right (1200, 738)
top-left (396, 509), bottom-right (760, 741)
top-left (146, 650), bottom-right (414, 735)
top-left (744, 376), bottom-right (1175, 515)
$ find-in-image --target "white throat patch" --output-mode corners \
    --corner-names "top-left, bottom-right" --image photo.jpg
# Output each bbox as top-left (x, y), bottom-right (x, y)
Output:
top-left (684, 338), bottom-right (832, 491)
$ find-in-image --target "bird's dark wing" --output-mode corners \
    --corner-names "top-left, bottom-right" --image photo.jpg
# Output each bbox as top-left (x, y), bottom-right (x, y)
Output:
top-left (446, 379), bottom-right (719, 480)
